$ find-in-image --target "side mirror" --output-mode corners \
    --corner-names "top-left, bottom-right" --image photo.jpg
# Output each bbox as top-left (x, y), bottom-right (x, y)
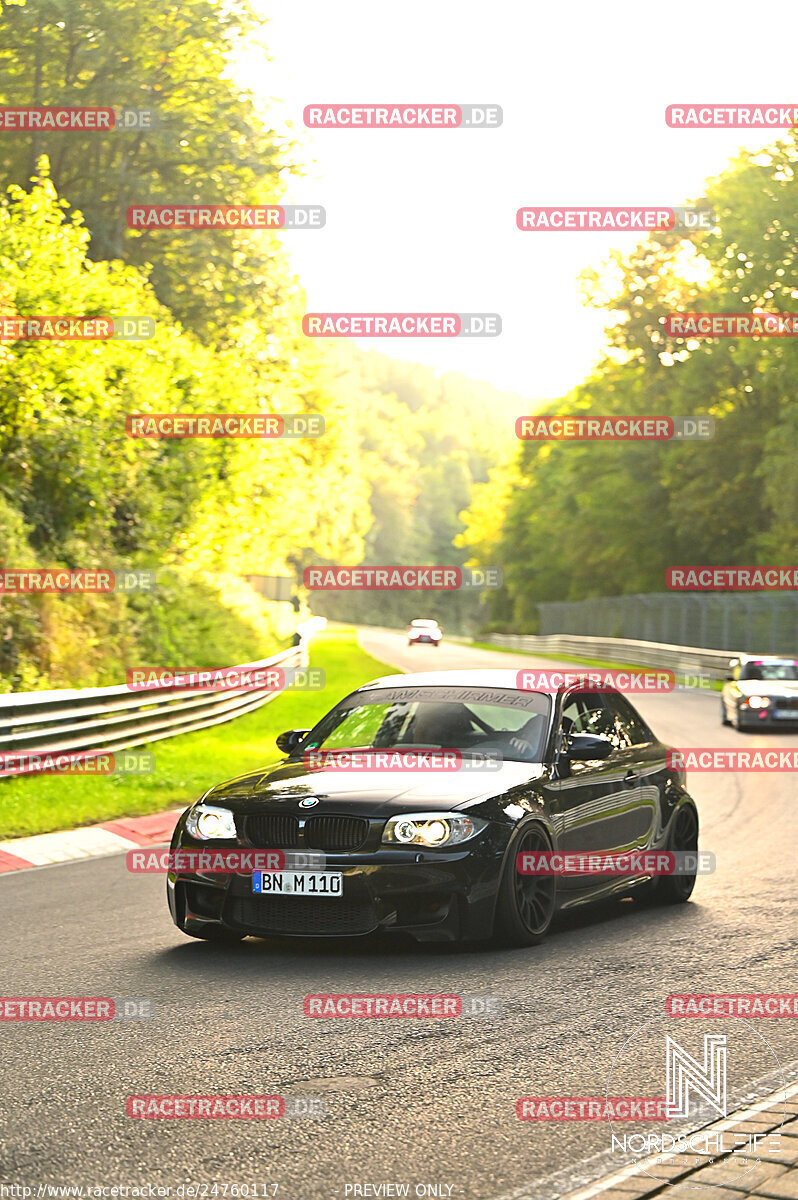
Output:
top-left (276, 729), bottom-right (310, 755)
top-left (564, 733), bottom-right (613, 761)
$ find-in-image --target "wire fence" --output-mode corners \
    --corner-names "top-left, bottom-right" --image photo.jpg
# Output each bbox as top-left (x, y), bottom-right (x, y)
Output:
top-left (537, 593), bottom-right (798, 655)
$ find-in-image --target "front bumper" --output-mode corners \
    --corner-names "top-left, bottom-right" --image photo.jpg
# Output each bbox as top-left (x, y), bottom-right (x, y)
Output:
top-left (737, 703), bottom-right (798, 728)
top-left (167, 812), bottom-right (508, 942)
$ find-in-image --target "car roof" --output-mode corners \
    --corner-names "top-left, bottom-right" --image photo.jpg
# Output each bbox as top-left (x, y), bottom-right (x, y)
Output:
top-left (354, 668), bottom-right (593, 697)
top-left (732, 654), bottom-right (798, 664)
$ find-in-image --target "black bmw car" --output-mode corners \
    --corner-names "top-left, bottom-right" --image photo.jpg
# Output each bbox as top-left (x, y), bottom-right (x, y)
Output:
top-left (167, 669), bottom-right (699, 946)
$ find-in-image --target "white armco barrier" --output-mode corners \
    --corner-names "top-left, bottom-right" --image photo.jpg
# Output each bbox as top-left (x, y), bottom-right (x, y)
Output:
top-left (484, 632), bottom-right (738, 683)
top-left (0, 620), bottom-right (325, 776)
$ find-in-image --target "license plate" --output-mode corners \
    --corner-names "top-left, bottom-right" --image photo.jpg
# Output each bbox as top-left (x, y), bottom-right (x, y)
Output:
top-left (773, 710), bottom-right (797, 719)
top-left (252, 871), bottom-right (343, 897)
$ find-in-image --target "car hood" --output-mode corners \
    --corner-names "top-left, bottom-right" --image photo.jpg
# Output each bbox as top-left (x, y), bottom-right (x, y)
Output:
top-left (204, 759), bottom-right (546, 815)
top-left (736, 680), bottom-right (798, 697)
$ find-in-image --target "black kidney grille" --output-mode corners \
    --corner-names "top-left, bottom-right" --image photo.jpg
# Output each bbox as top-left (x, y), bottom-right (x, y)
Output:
top-left (245, 813), bottom-right (300, 848)
top-left (244, 811), bottom-right (368, 851)
top-left (227, 894), bottom-right (377, 935)
top-left (304, 815), bottom-right (369, 851)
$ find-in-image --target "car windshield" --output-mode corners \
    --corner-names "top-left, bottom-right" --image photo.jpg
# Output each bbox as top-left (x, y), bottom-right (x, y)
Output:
top-left (301, 685), bottom-right (551, 763)
top-left (740, 662), bottom-right (798, 681)
top-left (411, 621), bottom-right (437, 628)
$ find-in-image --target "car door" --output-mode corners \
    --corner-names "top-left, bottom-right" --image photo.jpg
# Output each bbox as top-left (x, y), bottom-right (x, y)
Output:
top-left (601, 691), bottom-right (661, 850)
top-left (550, 690), bottom-right (645, 893)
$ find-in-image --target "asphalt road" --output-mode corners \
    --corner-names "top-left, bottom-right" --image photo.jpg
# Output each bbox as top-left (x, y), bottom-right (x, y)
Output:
top-left (1, 629), bottom-right (796, 1200)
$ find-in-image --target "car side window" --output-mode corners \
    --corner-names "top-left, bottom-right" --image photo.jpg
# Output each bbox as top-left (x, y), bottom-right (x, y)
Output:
top-left (588, 694), bottom-right (631, 750)
top-left (561, 693), bottom-right (615, 740)
top-left (561, 692), bottom-right (639, 751)
top-left (604, 693), bottom-right (651, 747)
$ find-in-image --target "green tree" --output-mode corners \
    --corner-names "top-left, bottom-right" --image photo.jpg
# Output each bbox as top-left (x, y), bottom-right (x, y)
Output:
top-left (0, 0), bottom-right (292, 340)
top-left (459, 131), bottom-right (798, 628)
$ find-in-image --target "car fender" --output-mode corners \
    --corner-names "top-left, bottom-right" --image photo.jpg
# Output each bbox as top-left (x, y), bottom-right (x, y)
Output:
top-left (489, 815), bottom-right (558, 922)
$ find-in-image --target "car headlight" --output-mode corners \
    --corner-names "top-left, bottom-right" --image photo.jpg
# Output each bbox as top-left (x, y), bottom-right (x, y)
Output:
top-left (746, 696), bottom-right (771, 708)
top-left (382, 812), bottom-right (487, 847)
top-left (185, 803), bottom-right (237, 840)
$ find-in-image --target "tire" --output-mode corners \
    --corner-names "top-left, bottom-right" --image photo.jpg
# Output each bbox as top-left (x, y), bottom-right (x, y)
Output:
top-left (733, 704), bottom-right (748, 732)
top-left (721, 698), bottom-right (730, 726)
top-left (656, 803), bottom-right (699, 905)
top-left (493, 823), bottom-right (557, 946)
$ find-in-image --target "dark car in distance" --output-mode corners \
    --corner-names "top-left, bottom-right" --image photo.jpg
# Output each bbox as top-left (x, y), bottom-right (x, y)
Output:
top-left (167, 670), bottom-right (699, 947)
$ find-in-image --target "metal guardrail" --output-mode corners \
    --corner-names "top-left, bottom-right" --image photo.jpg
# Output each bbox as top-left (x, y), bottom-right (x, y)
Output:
top-left (484, 632), bottom-right (740, 682)
top-left (0, 635), bottom-right (316, 777)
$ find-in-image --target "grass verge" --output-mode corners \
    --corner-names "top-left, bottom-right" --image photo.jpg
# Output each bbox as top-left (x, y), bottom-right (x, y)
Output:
top-left (1, 630), bottom-right (389, 840)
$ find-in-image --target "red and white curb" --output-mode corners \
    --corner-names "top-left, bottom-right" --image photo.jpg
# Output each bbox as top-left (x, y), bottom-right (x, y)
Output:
top-left (0, 808), bottom-right (185, 874)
